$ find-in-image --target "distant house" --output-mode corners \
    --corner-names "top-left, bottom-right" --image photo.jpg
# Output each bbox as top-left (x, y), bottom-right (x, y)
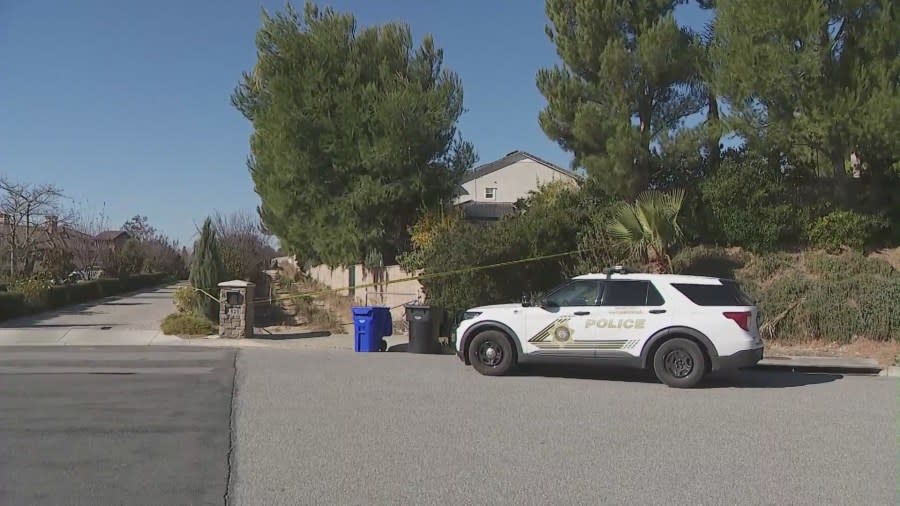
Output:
top-left (94, 230), bottom-right (131, 251)
top-left (453, 150), bottom-right (582, 222)
top-left (0, 213), bottom-right (132, 278)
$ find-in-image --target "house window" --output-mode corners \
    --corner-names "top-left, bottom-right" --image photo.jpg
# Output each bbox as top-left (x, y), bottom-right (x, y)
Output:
top-left (484, 187), bottom-right (497, 200)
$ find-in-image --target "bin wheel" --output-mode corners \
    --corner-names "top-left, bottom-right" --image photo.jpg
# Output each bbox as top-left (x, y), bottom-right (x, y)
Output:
top-left (380, 339), bottom-right (388, 352)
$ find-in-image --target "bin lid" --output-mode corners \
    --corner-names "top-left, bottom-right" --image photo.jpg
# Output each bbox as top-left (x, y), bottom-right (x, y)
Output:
top-left (351, 306), bottom-right (374, 315)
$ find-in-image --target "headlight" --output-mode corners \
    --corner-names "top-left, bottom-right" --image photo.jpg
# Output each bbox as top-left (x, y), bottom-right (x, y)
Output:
top-left (461, 311), bottom-right (482, 321)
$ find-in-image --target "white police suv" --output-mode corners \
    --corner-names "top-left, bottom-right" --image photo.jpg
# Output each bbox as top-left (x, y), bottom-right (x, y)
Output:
top-left (454, 267), bottom-right (763, 388)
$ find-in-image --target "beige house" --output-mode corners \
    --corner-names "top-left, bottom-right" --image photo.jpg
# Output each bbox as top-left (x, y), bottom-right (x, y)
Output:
top-left (453, 150), bottom-right (582, 221)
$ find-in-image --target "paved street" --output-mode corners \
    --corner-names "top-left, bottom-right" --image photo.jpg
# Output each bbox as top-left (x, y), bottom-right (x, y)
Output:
top-left (0, 343), bottom-right (895, 505)
top-left (233, 349), bottom-right (898, 506)
top-left (0, 347), bottom-right (235, 506)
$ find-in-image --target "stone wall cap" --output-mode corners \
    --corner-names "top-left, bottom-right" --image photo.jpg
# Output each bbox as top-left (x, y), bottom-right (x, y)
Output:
top-left (218, 280), bottom-right (255, 288)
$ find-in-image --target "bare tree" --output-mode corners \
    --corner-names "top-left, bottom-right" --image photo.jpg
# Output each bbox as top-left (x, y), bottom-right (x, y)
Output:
top-left (0, 178), bottom-right (73, 282)
top-left (68, 203), bottom-right (111, 278)
top-left (212, 210), bottom-right (276, 281)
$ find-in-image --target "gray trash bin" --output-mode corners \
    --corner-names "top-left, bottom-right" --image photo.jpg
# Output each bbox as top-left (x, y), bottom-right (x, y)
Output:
top-left (405, 304), bottom-right (443, 354)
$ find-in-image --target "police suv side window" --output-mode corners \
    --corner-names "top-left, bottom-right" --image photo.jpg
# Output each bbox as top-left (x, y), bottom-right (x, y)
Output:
top-left (543, 280), bottom-right (602, 307)
top-left (600, 281), bottom-right (665, 306)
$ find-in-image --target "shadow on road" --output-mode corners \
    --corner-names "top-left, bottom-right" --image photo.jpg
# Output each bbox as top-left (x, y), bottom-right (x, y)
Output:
top-left (254, 330), bottom-right (333, 340)
top-left (387, 343), bottom-right (456, 354)
top-left (10, 323), bottom-right (122, 328)
top-left (513, 364), bottom-right (843, 389)
top-left (703, 369), bottom-right (844, 389)
top-left (101, 302), bottom-right (150, 306)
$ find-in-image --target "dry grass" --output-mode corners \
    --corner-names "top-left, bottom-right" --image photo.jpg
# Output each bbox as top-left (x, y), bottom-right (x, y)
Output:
top-left (764, 337), bottom-right (900, 367)
top-left (266, 274), bottom-right (355, 333)
top-left (869, 246), bottom-right (900, 271)
top-left (160, 312), bottom-right (216, 337)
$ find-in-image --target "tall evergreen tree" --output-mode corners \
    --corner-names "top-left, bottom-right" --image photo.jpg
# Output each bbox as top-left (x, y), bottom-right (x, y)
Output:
top-left (190, 218), bottom-right (226, 322)
top-left (712, 0), bottom-right (900, 201)
top-left (537, 0), bottom-right (702, 197)
top-left (232, 2), bottom-right (475, 267)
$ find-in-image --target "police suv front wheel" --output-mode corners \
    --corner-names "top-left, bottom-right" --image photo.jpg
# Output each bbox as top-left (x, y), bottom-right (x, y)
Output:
top-left (468, 330), bottom-right (516, 376)
top-left (652, 338), bottom-right (706, 388)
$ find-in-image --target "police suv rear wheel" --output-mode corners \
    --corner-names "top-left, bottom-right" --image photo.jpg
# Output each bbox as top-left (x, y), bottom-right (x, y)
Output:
top-left (468, 330), bottom-right (515, 376)
top-left (652, 338), bottom-right (706, 388)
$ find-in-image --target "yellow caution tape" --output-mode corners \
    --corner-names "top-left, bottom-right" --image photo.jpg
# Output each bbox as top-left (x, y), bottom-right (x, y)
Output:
top-left (190, 248), bottom-right (586, 306)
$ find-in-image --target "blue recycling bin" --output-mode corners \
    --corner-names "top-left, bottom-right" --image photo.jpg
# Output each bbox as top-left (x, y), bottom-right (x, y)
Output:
top-left (351, 306), bottom-right (392, 352)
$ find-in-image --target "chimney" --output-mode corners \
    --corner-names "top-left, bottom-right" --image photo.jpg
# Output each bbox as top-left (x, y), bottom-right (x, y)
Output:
top-left (46, 215), bottom-right (58, 233)
top-left (0, 214), bottom-right (8, 225)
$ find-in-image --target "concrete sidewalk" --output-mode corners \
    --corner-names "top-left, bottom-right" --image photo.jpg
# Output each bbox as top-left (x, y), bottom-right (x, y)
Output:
top-left (0, 328), bottom-right (185, 346)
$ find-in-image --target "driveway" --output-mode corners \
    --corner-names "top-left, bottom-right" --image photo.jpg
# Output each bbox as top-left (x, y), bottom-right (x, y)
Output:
top-left (0, 285), bottom-right (180, 345)
top-left (232, 349), bottom-right (898, 505)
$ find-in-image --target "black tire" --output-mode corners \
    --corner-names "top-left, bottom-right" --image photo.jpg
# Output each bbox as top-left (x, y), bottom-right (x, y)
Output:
top-left (652, 338), bottom-right (706, 388)
top-left (467, 330), bottom-right (516, 376)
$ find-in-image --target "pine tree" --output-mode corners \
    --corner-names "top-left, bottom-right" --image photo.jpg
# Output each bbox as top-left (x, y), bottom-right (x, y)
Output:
top-left (189, 218), bottom-right (226, 321)
top-left (712, 0), bottom-right (900, 201)
top-left (537, 0), bottom-right (702, 198)
top-left (232, 2), bottom-right (475, 267)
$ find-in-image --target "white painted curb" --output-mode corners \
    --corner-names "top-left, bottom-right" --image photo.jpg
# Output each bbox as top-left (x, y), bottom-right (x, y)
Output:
top-left (878, 366), bottom-right (900, 377)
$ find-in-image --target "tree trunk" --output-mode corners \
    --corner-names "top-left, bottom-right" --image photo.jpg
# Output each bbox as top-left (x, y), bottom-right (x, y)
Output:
top-left (635, 96), bottom-right (652, 197)
top-left (706, 92), bottom-right (721, 170)
top-left (831, 145), bottom-right (851, 208)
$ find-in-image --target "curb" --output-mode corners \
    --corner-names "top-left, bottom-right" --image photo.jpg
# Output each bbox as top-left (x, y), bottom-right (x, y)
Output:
top-left (878, 366), bottom-right (900, 378)
top-left (754, 363), bottom-right (884, 375)
top-left (755, 356), bottom-right (883, 375)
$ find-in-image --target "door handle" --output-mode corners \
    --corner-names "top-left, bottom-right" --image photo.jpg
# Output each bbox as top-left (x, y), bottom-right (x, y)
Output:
top-left (574, 311), bottom-right (590, 316)
top-left (649, 309), bottom-right (666, 314)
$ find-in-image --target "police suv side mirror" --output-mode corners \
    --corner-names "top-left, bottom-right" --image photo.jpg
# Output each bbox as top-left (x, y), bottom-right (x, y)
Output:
top-left (521, 294), bottom-right (532, 307)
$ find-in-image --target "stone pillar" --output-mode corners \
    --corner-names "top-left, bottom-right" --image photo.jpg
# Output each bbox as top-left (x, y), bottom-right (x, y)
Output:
top-left (218, 280), bottom-right (255, 339)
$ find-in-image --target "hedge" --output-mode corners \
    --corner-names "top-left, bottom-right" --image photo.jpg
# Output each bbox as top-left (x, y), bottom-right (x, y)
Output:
top-left (0, 273), bottom-right (171, 322)
top-left (0, 292), bottom-right (27, 321)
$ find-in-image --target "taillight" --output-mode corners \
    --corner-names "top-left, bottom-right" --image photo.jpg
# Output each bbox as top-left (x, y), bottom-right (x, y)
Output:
top-left (723, 311), bottom-right (751, 331)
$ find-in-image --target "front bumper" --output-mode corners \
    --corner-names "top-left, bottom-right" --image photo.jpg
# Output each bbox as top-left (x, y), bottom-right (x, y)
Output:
top-left (715, 346), bottom-right (764, 370)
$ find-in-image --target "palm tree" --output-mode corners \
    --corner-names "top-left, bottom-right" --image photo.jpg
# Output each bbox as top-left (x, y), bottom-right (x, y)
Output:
top-left (607, 189), bottom-right (686, 273)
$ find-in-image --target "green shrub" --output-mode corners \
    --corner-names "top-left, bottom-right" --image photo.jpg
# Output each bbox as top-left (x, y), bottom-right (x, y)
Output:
top-left (699, 153), bottom-right (807, 251)
top-left (173, 286), bottom-right (195, 313)
top-left (671, 245), bottom-right (745, 278)
top-left (807, 210), bottom-right (887, 252)
top-left (401, 182), bottom-right (591, 315)
top-left (160, 312), bottom-right (216, 336)
top-left (803, 250), bottom-right (894, 278)
top-left (736, 251), bottom-right (900, 342)
top-left (740, 251), bottom-right (794, 282)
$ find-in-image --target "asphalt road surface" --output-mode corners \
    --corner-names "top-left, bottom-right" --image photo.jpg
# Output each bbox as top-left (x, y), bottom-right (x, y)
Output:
top-left (0, 346), bottom-right (235, 506)
top-left (1, 345), bottom-right (895, 505)
top-left (232, 349), bottom-right (898, 506)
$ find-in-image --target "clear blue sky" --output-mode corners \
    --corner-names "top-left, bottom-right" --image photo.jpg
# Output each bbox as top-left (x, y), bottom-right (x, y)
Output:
top-left (0, 0), bottom-right (710, 246)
